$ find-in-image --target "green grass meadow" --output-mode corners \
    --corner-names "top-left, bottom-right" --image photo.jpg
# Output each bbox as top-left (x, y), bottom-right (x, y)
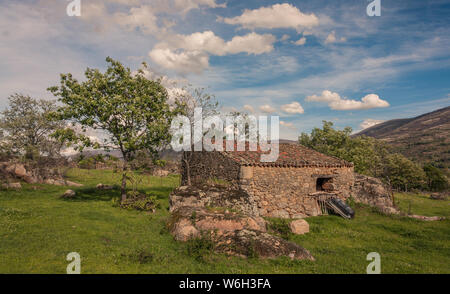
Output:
top-left (0, 169), bottom-right (449, 273)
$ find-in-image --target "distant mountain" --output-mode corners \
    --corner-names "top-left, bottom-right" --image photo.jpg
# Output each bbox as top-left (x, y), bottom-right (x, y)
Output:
top-left (355, 106), bottom-right (450, 170)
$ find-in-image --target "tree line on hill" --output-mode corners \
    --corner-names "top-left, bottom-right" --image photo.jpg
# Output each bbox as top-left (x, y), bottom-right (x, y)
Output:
top-left (299, 121), bottom-right (448, 192)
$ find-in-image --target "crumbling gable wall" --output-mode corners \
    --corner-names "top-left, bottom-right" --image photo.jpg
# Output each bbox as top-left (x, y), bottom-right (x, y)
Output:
top-left (181, 151), bottom-right (241, 188)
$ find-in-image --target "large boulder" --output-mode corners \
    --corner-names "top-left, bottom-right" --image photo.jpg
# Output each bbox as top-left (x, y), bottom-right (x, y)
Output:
top-left (168, 206), bottom-right (314, 260)
top-left (351, 174), bottom-right (394, 209)
top-left (3, 163), bottom-right (38, 183)
top-left (169, 206), bottom-right (266, 238)
top-left (215, 230), bottom-right (315, 261)
top-left (6, 164), bottom-right (27, 178)
top-left (289, 219), bottom-right (309, 235)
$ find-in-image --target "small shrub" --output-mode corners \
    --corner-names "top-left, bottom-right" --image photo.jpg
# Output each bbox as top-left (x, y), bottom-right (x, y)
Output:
top-left (267, 218), bottom-right (292, 240)
top-left (78, 157), bottom-right (95, 169)
top-left (119, 192), bottom-right (160, 212)
top-left (111, 196), bottom-right (120, 207)
top-left (186, 233), bottom-right (215, 263)
top-left (190, 211), bottom-right (197, 225)
top-left (246, 240), bottom-right (259, 259)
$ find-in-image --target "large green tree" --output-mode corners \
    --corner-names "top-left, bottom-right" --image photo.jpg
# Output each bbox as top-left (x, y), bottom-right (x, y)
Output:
top-left (48, 57), bottom-right (180, 200)
top-left (299, 121), bottom-right (428, 191)
top-left (385, 153), bottom-right (426, 191)
top-left (423, 163), bottom-right (448, 191)
top-left (0, 93), bottom-right (63, 159)
top-left (299, 121), bottom-right (388, 176)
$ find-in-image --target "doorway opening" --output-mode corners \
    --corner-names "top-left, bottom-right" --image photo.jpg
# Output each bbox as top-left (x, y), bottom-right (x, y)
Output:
top-left (316, 177), bottom-right (334, 191)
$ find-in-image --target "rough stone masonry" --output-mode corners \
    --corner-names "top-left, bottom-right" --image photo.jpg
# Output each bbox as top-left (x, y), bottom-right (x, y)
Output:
top-left (180, 143), bottom-right (394, 218)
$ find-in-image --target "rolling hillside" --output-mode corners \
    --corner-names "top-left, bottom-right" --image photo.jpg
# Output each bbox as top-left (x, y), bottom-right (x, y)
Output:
top-left (355, 106), bottom-right (450, 170)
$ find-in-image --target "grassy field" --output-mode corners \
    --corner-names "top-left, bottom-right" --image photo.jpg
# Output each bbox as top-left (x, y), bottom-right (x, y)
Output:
top-left (0, 169), bottom-right (449, 274)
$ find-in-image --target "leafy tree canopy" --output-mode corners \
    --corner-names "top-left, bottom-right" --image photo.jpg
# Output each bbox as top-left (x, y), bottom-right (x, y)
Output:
top-left (48, 57), bottom-right (181, 199)
top-left (0, 93), bottom-right (63, 159)
top-left (299, 121), bottom-right (430, 191)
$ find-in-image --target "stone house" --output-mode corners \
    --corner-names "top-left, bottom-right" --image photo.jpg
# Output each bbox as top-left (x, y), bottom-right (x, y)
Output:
top-left (181, 143), bottom-right (356, 218)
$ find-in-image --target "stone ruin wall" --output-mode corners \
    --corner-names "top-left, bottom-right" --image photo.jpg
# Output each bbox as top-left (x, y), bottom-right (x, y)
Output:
top-left (181, 151), bottom-right (241, 188)
top-left (239, 166), bottom-right (355, 218)
top-left (181, 153), bottom-right (394, 218)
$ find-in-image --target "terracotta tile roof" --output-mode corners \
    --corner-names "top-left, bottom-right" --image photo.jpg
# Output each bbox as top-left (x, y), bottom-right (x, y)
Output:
top-left (219, 142), bottom-right (353, 168)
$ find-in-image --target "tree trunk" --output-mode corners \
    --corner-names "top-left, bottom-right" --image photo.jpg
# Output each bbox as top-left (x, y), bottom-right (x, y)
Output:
top-left (121, 162), bottom-right (128, 202)
top-left (183, 157), bottom-right (191, 186)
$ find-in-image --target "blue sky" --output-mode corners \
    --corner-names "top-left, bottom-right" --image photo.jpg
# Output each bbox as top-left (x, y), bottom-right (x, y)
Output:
top-left (0, 0), bottom-right (449, 139)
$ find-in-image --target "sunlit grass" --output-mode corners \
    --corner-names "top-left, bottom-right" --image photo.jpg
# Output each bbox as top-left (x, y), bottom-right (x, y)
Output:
top-left (0, 169), bottom-right (448, 273)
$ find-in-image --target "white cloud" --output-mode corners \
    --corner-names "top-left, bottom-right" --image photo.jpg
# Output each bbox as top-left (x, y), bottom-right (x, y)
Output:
top-left (294, 37), bottom-right (306, 46)
top-left (171, 0), bottom-right (226, 14)
top-left (155, 31), bottom-right (276, 56)
top-left (80, 0), bottom-right (226, 34)
top-left (360, 119), bottom-right (385, 130)
top-left (281, 102), bottom-right (304, 114)
top-left (280, 34), bottom-right (290, 41)
top-left (325, 31), bottom-right (336, 44)
top-left (149, 31), bottom-right (276, 73)
top-left (306, 90), bottom-right (390, 110)
top-left (324, 31), bottom-right (346, 44)
top-left (114, 5), bottom-right (161, 35)
top-left (220, 3), bottom-right (319, 31)
top-left (243, 104), bottom-right (254, 113)
top-left (280, 121), bottom-right (296, 129)
top-left (225, 32), bottom-right (276, 55)
top-left (259, 104), bottom-right (276, 113)
top-left (148, 48), bottom-right (209, 74)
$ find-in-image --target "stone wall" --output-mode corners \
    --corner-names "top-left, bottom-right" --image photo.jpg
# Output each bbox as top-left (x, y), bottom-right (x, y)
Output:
top-left (240, 166), bottom-right (355, 218)
top-left (169, 185), bottom-right (260, 216)
top-left (181, 151), bottom-right (241, 188)
top-left (180, 152), bottom-right (394, 218)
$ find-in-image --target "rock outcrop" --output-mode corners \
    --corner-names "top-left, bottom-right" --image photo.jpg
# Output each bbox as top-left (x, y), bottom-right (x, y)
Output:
top-left (168, 205), bottom-right (314, 260)
top-left (0, 161), bottom-right (82, 187)
top-left (351, 174), bottom-right (395, 210)
top-left (169, 206), bottom-right (266, 241)
top-left (214, 230), bottom-right (315, 261)
top-left (2, 163), bottom-right (38, 184)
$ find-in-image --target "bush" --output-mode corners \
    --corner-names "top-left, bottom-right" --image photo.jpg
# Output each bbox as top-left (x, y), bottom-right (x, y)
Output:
top-left (267, 218), bottom-right (291, 240)
top-left (78, 157), bottom-right (95, 169)
top-left (118, 192), bottom-right (160, 212)
top-left (185, 233), bottom-right (215, 262)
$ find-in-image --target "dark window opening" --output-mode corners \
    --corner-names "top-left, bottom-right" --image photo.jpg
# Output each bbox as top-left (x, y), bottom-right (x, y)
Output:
top-left (316, 177), bottom-right (334, 191)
